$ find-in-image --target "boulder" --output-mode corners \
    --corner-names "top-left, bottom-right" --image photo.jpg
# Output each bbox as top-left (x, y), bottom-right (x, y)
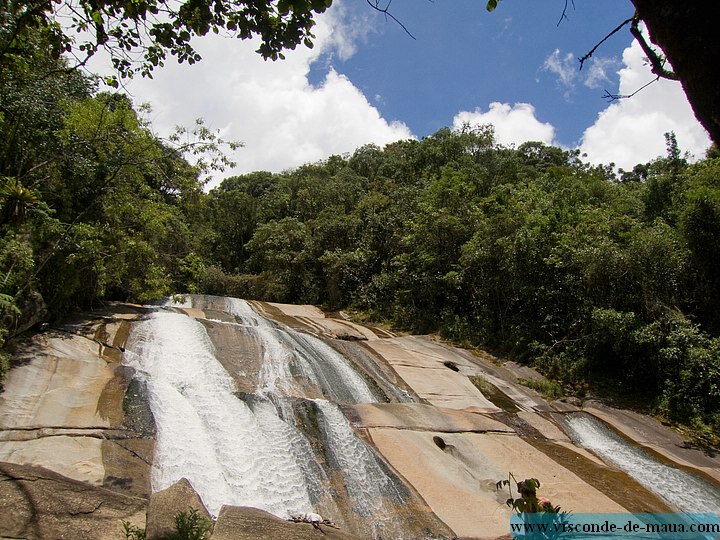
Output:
top-left (0, 461), bottom-right (146, 540)
top-left (2, 289), bottom-right (48, 338)
top-left (145, 478), bottom-right (212, 540)
top-left (210, 506), bottom-right (358, 540)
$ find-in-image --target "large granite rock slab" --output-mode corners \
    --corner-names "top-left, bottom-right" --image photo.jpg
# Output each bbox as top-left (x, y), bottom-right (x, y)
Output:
top-left (348, 403), bottom-right (513, 433)
top-left (0, 461), bottom-right (146, 540)
top-left (366, 428), bottom-right (626, 539)
top-left (364, 337), bottom-right (501, 411)
top-left (0, 310), bottom-right (153, 497)
top-left (146, 478), bottom-right (213, 540)
top-left (210, 506), bottom-right (358, 540)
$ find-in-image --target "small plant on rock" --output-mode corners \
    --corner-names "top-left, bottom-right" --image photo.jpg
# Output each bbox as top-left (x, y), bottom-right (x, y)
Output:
top-left (122, 521), bottom-right (146, 540)
top-left (170, 508), bottom-right (213, 540)
top-left (122, 508), bottom-right (212, 540)
top-left (497, 473), bottom-right (570, 540)
top-left (497, 474), bottom-right (562, 514)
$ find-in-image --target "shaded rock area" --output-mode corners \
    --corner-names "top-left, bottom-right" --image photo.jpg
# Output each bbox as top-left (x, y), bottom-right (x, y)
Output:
top-left (1, 290), bottom-right (48, 340)
top-left (0, 461), bottom-right (147, 540)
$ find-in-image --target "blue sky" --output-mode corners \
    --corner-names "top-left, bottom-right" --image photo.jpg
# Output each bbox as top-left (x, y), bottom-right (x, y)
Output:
top-left (325, 0), bottom-right (632, 146)
top-left (107, 0), bottom-right (711, 184)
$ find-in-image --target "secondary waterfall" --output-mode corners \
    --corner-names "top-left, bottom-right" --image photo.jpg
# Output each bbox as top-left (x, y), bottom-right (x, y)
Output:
top-left (224, 297), bottom-right (378, 404)
top-left (314, 399), bottom-right (404, 518)
top-left (563, 413), bottom-right (720, 513)
top-left (125, 296), bottom-right (410, 537)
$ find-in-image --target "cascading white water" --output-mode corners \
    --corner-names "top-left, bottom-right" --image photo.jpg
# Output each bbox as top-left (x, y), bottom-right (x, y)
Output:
top-left (563, 413), bottom-right (720, 513)
top-left (126, 296), bottom-right (410, 533)
top-left (125, 310), bottom-right (316, 517)
top-left (224, 298), bottom-right (378, 404)
top-left (285, 331), bottom-right (378, 404)
top-left (314, 399), bottom-right (402, 520)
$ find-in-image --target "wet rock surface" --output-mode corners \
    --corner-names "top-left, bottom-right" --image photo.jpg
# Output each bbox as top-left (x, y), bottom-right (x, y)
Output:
top-left (1, 296), bottom-right (719, 539)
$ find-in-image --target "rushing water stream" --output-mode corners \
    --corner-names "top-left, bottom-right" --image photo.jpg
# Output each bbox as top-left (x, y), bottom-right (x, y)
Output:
top-left (124, 296), bottom-right (720, 537)
top-left (125, 310), bottom-right (317, 517)
top-left (125, 296), bottom-right (409, 537)
top-left (563, 413), bottom-right (720, 514)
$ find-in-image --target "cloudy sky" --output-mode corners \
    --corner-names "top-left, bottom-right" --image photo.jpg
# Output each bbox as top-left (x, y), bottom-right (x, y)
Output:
top-left (106, 0), bottom-right (711, 186)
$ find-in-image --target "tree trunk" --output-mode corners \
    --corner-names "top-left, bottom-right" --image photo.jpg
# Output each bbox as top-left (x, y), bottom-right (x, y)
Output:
top-left (630, 1), bottom-right (720, 146)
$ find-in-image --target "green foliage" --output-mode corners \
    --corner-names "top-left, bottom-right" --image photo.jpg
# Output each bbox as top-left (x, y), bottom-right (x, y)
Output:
top-left (170, 508), bottom-right (213, 540)
top-left (0, 29), bottom-right (215, 379)
top-left (496, 474), bottom-right (565, 515)
top-left (0, 0), bottom-right (332, 85)
top-left (121, 509), bottom-right (212, 540)
top-left (122, 521), bottom-right (146, 540)
top-left (469, 375), bottom-right (494, 395)
top-left (517, 378), bottom-right (563, 401)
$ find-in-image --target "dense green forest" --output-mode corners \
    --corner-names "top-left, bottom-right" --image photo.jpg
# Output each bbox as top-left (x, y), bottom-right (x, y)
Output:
top-left (2, 28), bottom-right (719, 442)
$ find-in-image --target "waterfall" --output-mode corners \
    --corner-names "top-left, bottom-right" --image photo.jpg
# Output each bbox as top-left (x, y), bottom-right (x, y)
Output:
top-left (314, 400), bottom-right (403, 514)
top-left (125, 296), bottom-right (403, 531)
top-left (224, 298), bottom-right (378, 404)
top-left (563, 413), bottom-right (720, 513)
top-left (125, 310), bottom-right (316, 517)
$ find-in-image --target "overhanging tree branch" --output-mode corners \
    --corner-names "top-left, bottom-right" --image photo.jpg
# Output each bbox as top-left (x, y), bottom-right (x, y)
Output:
top-left (629, 13), bottom-right (678, 81)
top-left (601, 76), bottom-right (659, 102)
top-left (366, 0), bottom-right (416, 40)
top-left (578, 16), bottom-right (633, 71)
top-left (556, 0), bottom-right (575, 27)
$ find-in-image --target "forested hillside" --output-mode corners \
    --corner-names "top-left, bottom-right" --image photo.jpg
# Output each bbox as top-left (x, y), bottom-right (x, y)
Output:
top-left (0, 29), bottom-right (218, 370)
top-left (195, 130), bottom-right (720, 440)
top-left (2, 29), bottom-right (719, 442)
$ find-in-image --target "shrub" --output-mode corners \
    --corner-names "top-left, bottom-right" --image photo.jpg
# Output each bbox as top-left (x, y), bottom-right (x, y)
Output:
top-left (518, 377), bottom-right (563, 401)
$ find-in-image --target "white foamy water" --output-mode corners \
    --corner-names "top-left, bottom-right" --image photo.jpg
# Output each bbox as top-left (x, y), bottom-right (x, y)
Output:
top-left (224, 298), bottom-right (377, 404)
top-left (125, 311), bottom-right (315, 517)
top-left (314, 399), bottom-right (404, 538)
top-left (564, 414), bottom-right (720, 513)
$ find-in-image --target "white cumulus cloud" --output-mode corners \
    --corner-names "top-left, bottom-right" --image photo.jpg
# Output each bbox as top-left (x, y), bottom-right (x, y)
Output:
top-left (543, 49), bottom-right (577, 90)
top-left (113, 3), bottom-right (411, 186)
top-left (580, 37), bottom-right (711, 170)
top-left (542, 49), bottom-right (621, 99)
top-left (453, 102), bottom-right (556, 147)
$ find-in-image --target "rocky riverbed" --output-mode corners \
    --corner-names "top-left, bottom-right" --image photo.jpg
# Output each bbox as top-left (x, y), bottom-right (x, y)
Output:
top-left (1, 296), bottom-right (718, 539)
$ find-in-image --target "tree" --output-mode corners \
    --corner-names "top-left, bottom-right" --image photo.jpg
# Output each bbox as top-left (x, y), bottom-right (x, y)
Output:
top-left (628, 1), bottom-right (720, 146)
top-left (487, 1), bottom-right (720, 147)
top-left (1, 0), bottom-right (332, 84)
